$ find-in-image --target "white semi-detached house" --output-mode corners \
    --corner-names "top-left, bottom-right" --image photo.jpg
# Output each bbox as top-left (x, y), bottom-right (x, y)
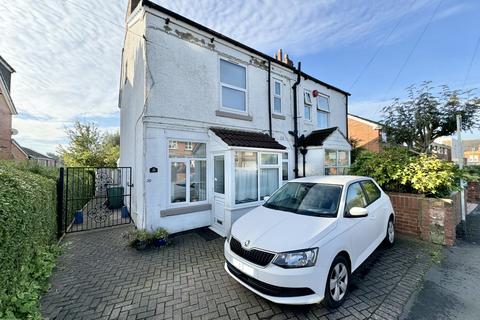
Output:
top-left (119, 0), bottom-right (352, 235)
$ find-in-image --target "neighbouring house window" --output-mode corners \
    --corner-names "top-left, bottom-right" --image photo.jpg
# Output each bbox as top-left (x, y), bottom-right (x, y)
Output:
top-left (169, 141), bottom-right (207, 204)
top-left (316, 95), bottom-right (329, 129)
top-left (273, 80), bottom-right (282, 114)
top-left (214, 155), bottom-right (225, 194)
top-left (282, 153), bottom-right (289, 182)
top-left (325, 149), bottom-right (350, 175)
top-left (304, 91), bottom-right (312, 121)
top-left (220, 59), bottom-right (247, 112)
top-left (168, 140), bottom-right (177, 149)
top-left (235, 151), bottom-right (281, 204)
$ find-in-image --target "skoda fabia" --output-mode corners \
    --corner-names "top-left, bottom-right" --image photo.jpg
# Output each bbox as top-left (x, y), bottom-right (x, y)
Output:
top-left (224, 176), bottom-right (395, 307)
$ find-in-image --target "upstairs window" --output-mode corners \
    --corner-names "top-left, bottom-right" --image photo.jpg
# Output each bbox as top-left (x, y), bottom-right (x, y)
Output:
top-left (220, 59), bottom-right (247, 112)
top-left (304, 91), bottom-right (312, 121)
top-left (273, 80), bottom-right (282, 114)
top-left (317, 94), bottom-right (330, 129)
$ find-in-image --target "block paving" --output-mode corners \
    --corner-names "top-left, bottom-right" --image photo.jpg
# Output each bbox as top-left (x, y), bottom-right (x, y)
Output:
top-left (41, 226), bottom-right (434, 320)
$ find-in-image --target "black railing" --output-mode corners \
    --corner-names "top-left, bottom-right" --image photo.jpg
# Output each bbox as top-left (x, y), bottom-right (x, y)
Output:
top-left (58, 167), bottom-right (132, 234)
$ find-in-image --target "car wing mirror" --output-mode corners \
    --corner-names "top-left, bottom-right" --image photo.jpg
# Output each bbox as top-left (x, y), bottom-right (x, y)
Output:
top-left (348, 207), bottom-right (368, 217)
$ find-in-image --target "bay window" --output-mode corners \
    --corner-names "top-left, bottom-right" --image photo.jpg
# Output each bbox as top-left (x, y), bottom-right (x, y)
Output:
top-left (324, 149), bottom-right (350, 175)
top-left (220, 59), bottom-right (247, 112)
top-left (169, 141), bottom-right (207, 204)
top-left (235, 151), bottom-right (281, 204)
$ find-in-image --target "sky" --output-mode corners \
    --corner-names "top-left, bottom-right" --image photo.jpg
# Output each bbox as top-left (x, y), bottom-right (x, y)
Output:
top-left (0, 0), bottom-right (479, 154)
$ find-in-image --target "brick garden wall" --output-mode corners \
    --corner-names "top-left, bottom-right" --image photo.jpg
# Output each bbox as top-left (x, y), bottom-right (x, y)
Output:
top-left (388, 192), bottom-right (464, 246)
top-left (467, 182), bottom-right (480, 203)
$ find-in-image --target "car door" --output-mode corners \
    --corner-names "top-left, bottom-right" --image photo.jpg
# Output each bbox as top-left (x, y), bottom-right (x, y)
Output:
top-left (343, 182), bottom-right (377, 270)
top-left (360, 180), bottom-right (386, 245)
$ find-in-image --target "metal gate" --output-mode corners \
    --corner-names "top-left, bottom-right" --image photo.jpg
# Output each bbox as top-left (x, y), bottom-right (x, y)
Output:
top-left (57, 167), bottom-right (132, 235)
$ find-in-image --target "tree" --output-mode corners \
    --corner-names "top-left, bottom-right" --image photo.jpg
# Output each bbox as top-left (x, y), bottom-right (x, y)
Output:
top-left (382, 82), bottom-right (480, 153)
top-left (57, 122), bottom-right (120, 167)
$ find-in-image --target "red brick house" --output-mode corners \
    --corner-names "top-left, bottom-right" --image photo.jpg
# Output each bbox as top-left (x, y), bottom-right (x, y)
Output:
top-left (347, 114), bottom-right (386, 152)
top-left (0, 55), bottom-right (18, 160)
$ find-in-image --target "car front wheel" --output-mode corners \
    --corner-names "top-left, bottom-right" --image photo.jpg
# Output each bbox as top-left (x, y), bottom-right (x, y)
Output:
top-left (324, 255), bottom-right (350, 308)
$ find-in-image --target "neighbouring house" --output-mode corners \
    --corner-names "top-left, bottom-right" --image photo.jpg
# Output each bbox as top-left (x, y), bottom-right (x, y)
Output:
top-left (11, 139), bottom-right (58, 167)
top-left (347, 114), bottom-right (386, 152)
top-left (463, 139), bottom-right (480, 166)
top-left (119, 0), bottom-right (351, 235)
top-left (0, 55), bottom-right (18, 160)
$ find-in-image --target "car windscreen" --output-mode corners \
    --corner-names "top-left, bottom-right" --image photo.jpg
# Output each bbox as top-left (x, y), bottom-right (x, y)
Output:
top-left (263, 182), bottom-right (342, 217)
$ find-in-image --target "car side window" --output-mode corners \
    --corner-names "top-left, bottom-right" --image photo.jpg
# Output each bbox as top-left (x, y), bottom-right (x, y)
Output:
top-left (361, 180), bottom-right (381, 205)
top-left (345, 182), bottom-right (367, 213)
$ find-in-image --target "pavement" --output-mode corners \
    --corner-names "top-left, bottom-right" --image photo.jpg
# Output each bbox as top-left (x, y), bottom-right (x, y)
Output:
top-left (401, 206), bottom-right (480, 320)
top-left (41, 225), bottom-right (436, 320)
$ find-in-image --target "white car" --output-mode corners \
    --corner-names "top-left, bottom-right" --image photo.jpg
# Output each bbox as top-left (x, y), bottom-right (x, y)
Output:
top-left (224, 175), bottom-right (395, 307)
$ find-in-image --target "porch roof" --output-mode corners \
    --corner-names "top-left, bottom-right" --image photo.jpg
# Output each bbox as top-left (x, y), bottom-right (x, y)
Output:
top-left (301, 127), bottom-right (349, 147)
top-left (210, 128), bottom-right (286, 150)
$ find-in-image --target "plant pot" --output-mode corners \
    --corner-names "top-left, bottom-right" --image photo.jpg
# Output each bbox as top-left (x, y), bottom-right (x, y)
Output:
top-left (135, 240), bottom-right (148, 251)
top-left (153, 238), bottom-right (167, 247)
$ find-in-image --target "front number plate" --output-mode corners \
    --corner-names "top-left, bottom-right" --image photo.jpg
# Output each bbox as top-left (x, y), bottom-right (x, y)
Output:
top-left (232, 258), bottom-right (255, 277)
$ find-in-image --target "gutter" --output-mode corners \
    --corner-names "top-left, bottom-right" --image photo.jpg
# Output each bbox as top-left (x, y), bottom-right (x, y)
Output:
top-left (267, 60), bottom-right (272, 137)
top-left (289, 62), bottom-right (301, 178)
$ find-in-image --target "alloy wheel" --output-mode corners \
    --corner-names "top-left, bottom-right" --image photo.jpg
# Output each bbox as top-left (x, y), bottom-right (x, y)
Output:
top-left (329, 262), bottom-right (348, 301)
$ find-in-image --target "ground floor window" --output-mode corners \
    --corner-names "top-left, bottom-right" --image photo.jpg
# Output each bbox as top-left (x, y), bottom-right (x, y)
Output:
top-left (235, 151), bottom-right (281, 204)
top-left (169, 141), bottom-right (207, 204)
top-left (282, 153), bottom-right (289, 183)
top-left (324, 149), bottom-right (350, 175)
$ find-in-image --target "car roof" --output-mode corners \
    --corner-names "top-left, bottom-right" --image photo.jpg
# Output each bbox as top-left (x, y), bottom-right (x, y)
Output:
top-left (290, 175), bottom-right (372, 186)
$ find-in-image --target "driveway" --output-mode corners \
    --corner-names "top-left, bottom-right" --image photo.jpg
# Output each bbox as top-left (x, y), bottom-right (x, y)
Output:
top-left (42, 226), bottom-right (436, 320)
top-left (401, 206), bottom-right (480, 320)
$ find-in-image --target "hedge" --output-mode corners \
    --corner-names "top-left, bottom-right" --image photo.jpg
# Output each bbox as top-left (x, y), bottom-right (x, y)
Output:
top-left (0, 162), bottom-right (59, 319)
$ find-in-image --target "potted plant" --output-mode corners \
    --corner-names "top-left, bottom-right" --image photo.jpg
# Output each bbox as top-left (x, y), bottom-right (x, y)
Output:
top-left (151, 228), bottom-right (169, 247)
top-left (124, 229), bottom-right (149, 251)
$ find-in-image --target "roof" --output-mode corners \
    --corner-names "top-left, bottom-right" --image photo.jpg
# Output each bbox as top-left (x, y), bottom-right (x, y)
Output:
top-left (210, 127), bottom-right (286, 150)
top-left (0, 55), bottom-right (15, 73)
top-left (301, 127), bottom-right (338, 147)
top-left (141, 0), bottom-right (350, 97)
top-left (291, 175), bottom-right (373, 186)
top-left (348, 114), bottom-right (382, 127)
top-left (16, 143), bottom-right (54, 160)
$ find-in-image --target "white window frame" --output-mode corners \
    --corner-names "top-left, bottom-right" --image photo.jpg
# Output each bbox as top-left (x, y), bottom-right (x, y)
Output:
top-left (324, 149), bottom-right (350, 175)
top-left (316, 94), bottom-right (330, 128)
top-left (304, 90), bottom-right (312, 121)
top-left (185, 141), bottom-right (193, 151)
top-left (233, 150), bottom-right (282, 208)
top-left (168, 140), bottom-right (178, 150)
top-left (273, 79), bottom-right (282, 114)
top-left (168, 141), bottom-right (208, 207)
top-left (219, 58), bottom-right (248, 114)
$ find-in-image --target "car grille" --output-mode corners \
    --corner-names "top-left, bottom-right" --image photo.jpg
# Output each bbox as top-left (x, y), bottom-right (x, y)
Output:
top-left (230, 237), bottom-right (275, 267)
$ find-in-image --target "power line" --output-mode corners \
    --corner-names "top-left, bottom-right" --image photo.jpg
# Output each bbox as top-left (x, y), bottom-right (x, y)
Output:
top-left (385, 0), bottom-right (444, 96)
top-left (462, 34), bottom-right (480, 89)
top-left (349, 0), bottom-right (416, 91)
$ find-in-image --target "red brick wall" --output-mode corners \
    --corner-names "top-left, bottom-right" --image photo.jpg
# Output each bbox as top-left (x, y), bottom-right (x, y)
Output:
top-left (347, 117), bottom-right (382, 152)
top-left (388, 192), bottom-right (465, 246)
top-left (467, 182), bottom-right (480, 203)
top-left (0, 96), bottom-right (13, 160)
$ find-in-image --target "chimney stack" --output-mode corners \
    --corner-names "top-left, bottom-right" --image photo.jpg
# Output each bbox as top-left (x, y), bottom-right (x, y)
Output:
top-left (273, 48), bottom-right (293, 66)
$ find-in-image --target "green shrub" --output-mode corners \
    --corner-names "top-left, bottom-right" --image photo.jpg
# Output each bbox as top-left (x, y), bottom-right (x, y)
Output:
top-left (350, 148), bottom-right (462, 197)
top-left (0, 163), bottom-right (59, 319)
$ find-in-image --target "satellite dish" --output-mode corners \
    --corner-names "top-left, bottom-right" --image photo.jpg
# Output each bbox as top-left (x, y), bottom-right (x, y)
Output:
top-left (11, 128), bottom-right (18, 135)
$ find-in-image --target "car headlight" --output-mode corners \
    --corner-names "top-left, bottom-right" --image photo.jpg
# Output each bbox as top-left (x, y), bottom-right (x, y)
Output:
top-left (272, 248), bottom-right (318, 268)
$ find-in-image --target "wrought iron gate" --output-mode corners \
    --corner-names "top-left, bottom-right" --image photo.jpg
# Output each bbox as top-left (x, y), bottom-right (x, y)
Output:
top-left (57, 167), bottom-right (132, 235)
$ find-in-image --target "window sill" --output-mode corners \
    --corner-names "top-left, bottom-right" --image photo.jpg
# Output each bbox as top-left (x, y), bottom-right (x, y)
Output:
top-left (272, 113), bottom-right (285, 120)
top-left (216, 110), bottom-right (252, 121)
top-left (160, 203), bottom-right (212, 217)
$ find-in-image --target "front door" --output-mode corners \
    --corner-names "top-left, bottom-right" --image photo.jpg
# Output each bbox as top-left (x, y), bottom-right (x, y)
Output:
top-left (212, 154), bottom-right (226, 234)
